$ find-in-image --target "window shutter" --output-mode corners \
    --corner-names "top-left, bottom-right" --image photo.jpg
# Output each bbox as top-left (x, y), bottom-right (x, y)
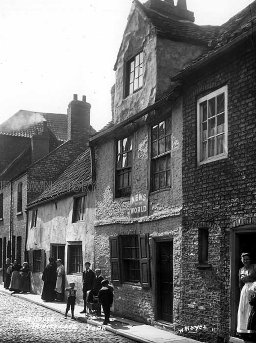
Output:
top-left (109, 236), bottom-right (121, 285)
top-left (139, 234), bottom-right (151, 288)
top-left (40, 250), bottom-right (46, 272)
top-left (28, 249), bottom-right (33, 272)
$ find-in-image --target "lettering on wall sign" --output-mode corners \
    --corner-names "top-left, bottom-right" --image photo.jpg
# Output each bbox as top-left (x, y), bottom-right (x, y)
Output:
top-left (130, 192), bottom-right (148, 218)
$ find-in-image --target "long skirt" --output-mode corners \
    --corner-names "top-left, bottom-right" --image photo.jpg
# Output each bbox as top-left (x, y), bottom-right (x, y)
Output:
top-left (9, 271), bottom-right (21, 292)
top-left (55, 275), bottom-right (64, 301)
top-left (237, 282), bottom-right (256, 333)
top-left (20, 272), bottom-right (30, 292)
top-left (4, 273), bottom-right (11, 289)
top-left (41, 282), bottom-right (56, 302)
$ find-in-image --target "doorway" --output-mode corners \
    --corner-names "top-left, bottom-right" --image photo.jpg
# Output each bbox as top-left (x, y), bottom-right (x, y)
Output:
top-left (230, 228), bottom-right (256, 335)
top-left (156, 240), bottom-right (173, 322)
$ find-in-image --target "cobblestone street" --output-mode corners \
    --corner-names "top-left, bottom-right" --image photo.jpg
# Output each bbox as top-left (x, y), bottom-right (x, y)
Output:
top-left (0, 293), bottom-right (135, 343)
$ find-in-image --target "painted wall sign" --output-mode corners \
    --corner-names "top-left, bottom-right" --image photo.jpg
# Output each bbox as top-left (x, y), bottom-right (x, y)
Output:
top-left (130, 192), bottom-right (148, 218)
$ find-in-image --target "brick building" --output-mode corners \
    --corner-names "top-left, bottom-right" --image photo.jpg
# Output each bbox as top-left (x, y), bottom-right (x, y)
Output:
top-left (172, 2), bottom-right (256, 342)
top-left (0, 95), bottom-right (94, 285)
top-left (90, 0), bottom-right (219, 328)
top-left (26, 148), bottom-right (95, 304)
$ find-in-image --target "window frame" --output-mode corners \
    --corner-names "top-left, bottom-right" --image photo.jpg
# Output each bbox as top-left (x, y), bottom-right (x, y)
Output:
top-left (72, 194), bottom-right (87, 223)
top-left (125, 51), bottom-right (144, 97)
top-left (151, 117), bottom-right (172, 192)
top-left (197, 228), bottom-right (211, 269)
top-left (17, 182), bottom-right (23, 214)
top-left (115, 136), bottom-right (133, 198)
top-left (31, 209), bottom-right (38, 228)
top-left (121, 235), bottom-right (140, 283)
top-left (33, 249), bottom-right (42, 273)
top-left (67, 242), bottom-right (83, 274)
top-left (0, 193), bottom-right (3, 220)
top-left (110, 234), bottom-right (151, 288)
top-left (51, 244), bottom-right (65, 266)
top-left (197, 85), bottom-right (228, 165)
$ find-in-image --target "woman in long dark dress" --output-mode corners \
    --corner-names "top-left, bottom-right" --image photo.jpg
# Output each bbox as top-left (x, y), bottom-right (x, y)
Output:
top-left (9, 260), bottom-right (21, 293)
top-left (41, 257), bottom-right (57, 302)
top-left (4, 258), bottom-right (12, 289)
top-left (19, 262), bottom-right (30, 293)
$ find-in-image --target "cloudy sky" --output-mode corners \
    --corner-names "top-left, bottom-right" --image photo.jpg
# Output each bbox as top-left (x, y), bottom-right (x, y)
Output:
top-left (0, 0), bottom-right (253, 130)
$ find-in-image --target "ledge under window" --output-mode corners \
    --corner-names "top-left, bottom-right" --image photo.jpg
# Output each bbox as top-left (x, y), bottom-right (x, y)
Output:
top-left (16, 211), bottom-right (23, 216)
top-left (0, 218), bottom-right (3, 221)
top-left (196, 263), bottom-right (212, 270)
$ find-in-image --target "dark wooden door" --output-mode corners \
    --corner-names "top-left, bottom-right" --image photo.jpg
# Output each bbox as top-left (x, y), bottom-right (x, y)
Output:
top-left (157, 241), bottom-right (173, 322)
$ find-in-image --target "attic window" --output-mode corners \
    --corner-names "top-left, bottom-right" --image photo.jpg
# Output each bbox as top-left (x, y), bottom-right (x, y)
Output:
top-left (125, 52), bottom-right (144, 96)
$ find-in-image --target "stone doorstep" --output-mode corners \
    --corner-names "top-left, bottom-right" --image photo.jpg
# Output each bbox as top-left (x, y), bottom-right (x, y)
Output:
top-left (0, 285), bottom-right (201, 343)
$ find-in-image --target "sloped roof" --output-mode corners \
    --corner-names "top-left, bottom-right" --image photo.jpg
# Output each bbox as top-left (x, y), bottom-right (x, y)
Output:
top-left (137, 1), bottom-right (219, 45)
top-left (0, 110), bottom-right (96, 142)
top-left (0, 146), bottom-right (32, 181)
top-left (173, 1), bottom-right (256, 79)
top-left (28, 148), bottom-right (92, 207)
top-left (0, 110), bottom-right (68, 141)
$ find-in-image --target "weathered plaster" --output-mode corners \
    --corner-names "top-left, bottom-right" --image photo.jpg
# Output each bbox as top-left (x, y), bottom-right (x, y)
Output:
top-left (113, 6), bottom-right (157, 123)
top-left (27, 192), bottom-right (95, 303)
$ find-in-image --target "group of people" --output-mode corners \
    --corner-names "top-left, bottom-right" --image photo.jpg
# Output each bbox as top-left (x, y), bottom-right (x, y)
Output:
top-left (3, 258), bottom-right (30, 294)
top-left (41, 259), bottom-right (113, 325)
top-left (79, 261), bottom-right (114, 325)
top-left (237, 252), bottom-right (256, 340)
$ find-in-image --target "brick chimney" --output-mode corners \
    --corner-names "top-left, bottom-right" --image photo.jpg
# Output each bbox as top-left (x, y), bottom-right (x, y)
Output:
top-left (67, 94), bottom-right (91, 144)
top-left (146, 0), bottom-right (194, 22)
top-left (31, 121), bottom-right (50, 163)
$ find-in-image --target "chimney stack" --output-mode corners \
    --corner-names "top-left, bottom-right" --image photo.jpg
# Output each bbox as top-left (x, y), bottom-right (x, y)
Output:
top-left (31, 121), bottom-right (50, 163)
top-left (146, 0), bottom-right (194, 22)
top-left (67, 94), bottom-right (91, 144)
top-left (177, 0), bottom-right (187, 10)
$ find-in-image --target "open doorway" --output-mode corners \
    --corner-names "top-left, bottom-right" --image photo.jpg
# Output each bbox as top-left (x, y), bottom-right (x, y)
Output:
top-left (230, 228), bottom-right (256, 335)
top-left (155, 240), bottom-right (173, 323)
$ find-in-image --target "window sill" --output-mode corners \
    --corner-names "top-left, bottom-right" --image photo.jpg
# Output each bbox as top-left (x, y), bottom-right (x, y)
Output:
top-left (196, 263), bottom-right (212, 270)
top-left (0, 218), bottom-right (3, 221)
top-left (198, 153), bottom-right (228, 166)
top-left (16, 211), bottom-right (23, 216)
top-left (114, 196), bottom-right (130, 202)
top-left (150, 187), bottom-right (171, 195)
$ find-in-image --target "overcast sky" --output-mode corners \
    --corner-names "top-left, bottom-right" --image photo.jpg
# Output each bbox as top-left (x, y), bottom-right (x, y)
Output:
top-left (0, 0), bottom-right (253, 130)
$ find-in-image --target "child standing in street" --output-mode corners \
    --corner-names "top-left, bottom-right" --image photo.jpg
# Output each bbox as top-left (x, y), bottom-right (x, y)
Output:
top-left (64, 282), bottom-right (77, 320)
top-left (98, 279), bottom-right (113, 325)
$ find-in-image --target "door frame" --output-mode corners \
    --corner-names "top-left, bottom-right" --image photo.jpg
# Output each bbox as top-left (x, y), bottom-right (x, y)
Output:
top-left (150, 236), bottom-right (173, 322)
top-left (230, 225), bottom-right (256, 335)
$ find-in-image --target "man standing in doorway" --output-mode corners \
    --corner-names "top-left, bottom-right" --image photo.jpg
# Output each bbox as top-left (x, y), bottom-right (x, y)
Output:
top-left (80, 262), bottom-right (95, 314)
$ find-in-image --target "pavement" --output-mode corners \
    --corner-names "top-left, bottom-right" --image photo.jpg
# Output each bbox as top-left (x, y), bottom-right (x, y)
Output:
top-left (0, 284), bottom-right (201, 343)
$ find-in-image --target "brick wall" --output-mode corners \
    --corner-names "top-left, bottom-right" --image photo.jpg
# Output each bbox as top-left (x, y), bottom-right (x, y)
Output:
top-left (181, 42), bottom-right (256, 341)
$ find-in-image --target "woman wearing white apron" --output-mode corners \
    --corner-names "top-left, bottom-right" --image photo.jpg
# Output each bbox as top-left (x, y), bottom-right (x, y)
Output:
top-left (237, 252), bottom-right (256, 337)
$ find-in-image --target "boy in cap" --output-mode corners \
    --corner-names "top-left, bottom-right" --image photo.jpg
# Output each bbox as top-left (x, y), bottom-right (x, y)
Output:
top-left (64, 282), bottom-right (77, 320)
top-left (98, 279), bottom-right (113, 325)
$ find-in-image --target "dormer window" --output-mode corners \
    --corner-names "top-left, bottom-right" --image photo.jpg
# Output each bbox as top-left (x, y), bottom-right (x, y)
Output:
top-left (125, 52), bottom-right (144, 97)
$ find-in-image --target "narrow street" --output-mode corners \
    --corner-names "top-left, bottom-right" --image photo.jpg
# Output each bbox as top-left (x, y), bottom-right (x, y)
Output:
top-left (0, 293), bottom-right (135, 343)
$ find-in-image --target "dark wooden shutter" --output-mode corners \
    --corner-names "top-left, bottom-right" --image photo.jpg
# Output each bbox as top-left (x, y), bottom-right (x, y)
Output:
top-left (109, 236), bottom-right (121, 285)
top-left (139, 234), bottom-right (151, 288)
top-left (28, 249), bottom-right (33, 272)
top-left (40, 250), bottom-right (46, 272)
